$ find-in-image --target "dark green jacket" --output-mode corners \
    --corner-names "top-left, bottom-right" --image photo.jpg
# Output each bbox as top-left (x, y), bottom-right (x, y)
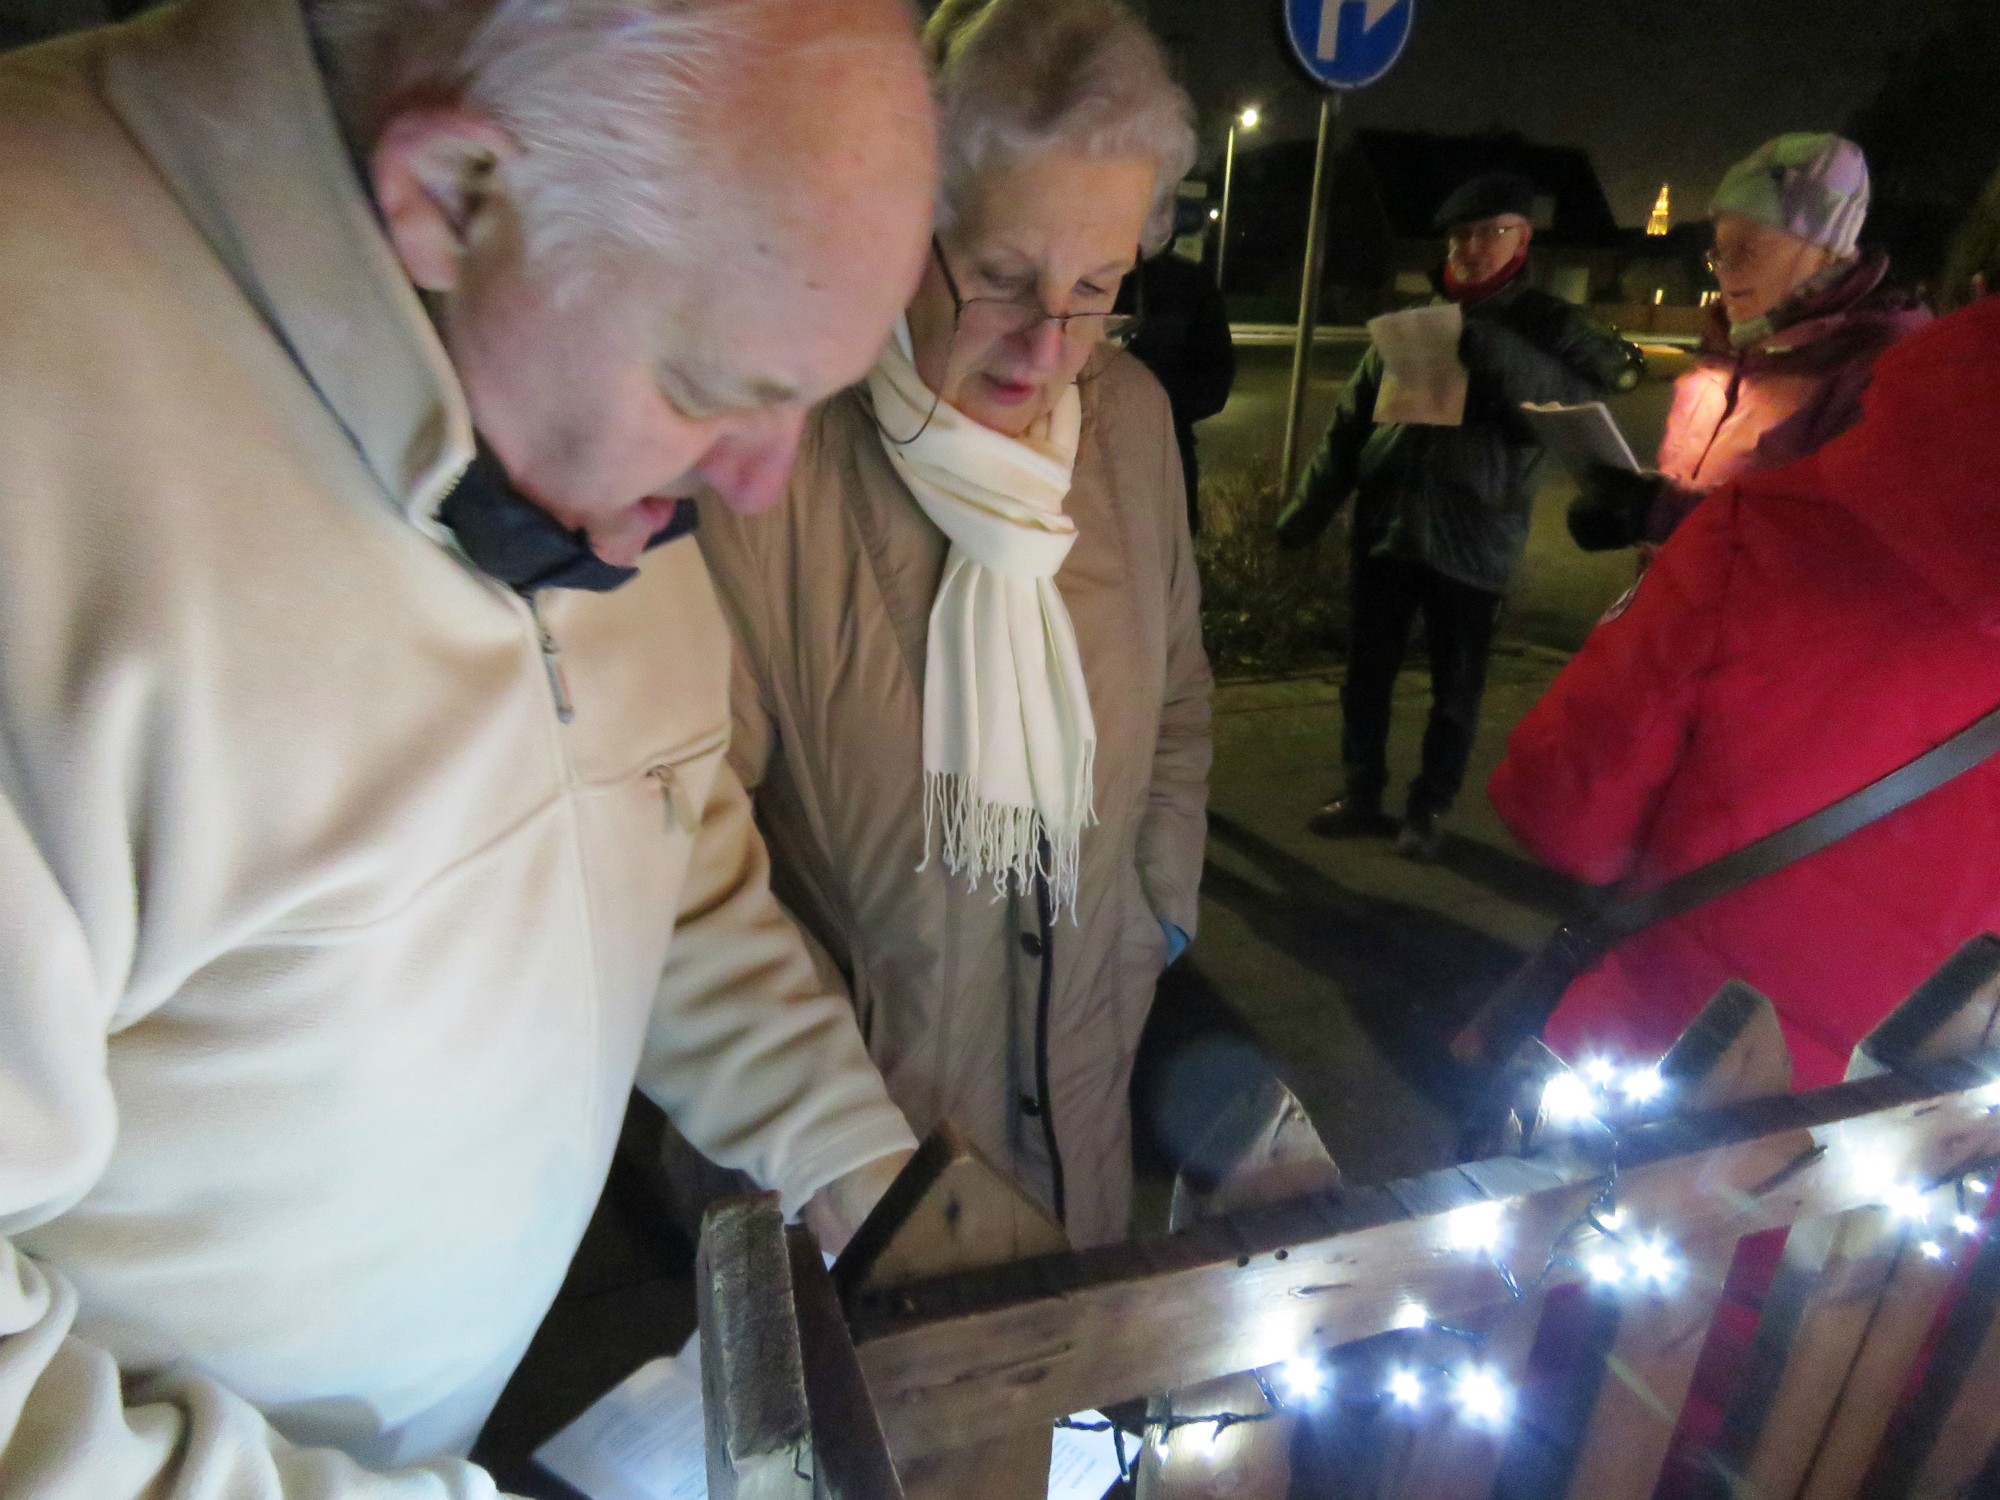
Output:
top-left (1277, 276), bottom-right (1640, 593)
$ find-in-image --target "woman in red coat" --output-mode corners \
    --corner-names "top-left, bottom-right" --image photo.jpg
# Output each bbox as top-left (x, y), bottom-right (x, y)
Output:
top-left (1491, 294), bottom-right (2000, 1091)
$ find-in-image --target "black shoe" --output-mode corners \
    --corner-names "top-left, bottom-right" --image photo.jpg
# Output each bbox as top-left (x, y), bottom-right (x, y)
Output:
top-left (1396, 806), bottom-right (1445, 862)
top-left (1308, 796), bottom-right (1399, 839)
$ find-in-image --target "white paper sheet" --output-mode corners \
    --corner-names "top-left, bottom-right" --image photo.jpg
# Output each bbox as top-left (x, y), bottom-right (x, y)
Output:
top-left (1047, 1412), bottom-right (1125, 1500)
top-left (534, 1333), bottom-right (1124, 1500)
top-left (1369, 302), bottom-right (1467, 427)
top-left (533, 1339), bottom-right (707, 1500)
top-left (1519, 400), bottom-right (1641, 478)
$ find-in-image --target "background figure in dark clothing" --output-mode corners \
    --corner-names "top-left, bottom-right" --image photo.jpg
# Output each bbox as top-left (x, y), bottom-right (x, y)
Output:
top-left (1127, 248), bottom-right (1237, 534)
top-left (1277, 171), bottom-right (1640, 860)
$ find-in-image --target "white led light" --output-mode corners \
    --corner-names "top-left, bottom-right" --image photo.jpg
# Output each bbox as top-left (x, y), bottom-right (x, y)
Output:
top-left (1621, 1067), bottom-right (1666, 1105)
top-left (1921, 1239), bottom-right (1946, 1261)
top-left (1450, 1365), bottom-right (1513, 1428)
top-left (1542, 1072), bottom-right (1599, 1126)
top-left (1970, 1177), bottom-right (1992, 1196)
top-left (1445, 1201), bottom-right (1506, 1254)
top-left (1391, 1301), bottom-right (1429, 1330)
top-left (1387, 1368), bottom-right (1424, 1407)
top-left (1628, 1235), bottom-right (1679, 1289)
top-left (1586, 1252), bottom-right (1627, 1287)
top-left (1598, 1205), bottom-right (1629, 1232)
top-left (1884, 1182), bottom-right (1931, 1222)
top-left (1192, 1421), bottom-right (1226, 1454)
top-left (1955, 1213), bottom-right (1981, 1237)
top-left (1583, 1056), bottom-right (1618, 1086)
top-left (1279, 1357), bottom-right (1328, 1404)
top-left (1976, 1080), bottom-right (2000, 1108)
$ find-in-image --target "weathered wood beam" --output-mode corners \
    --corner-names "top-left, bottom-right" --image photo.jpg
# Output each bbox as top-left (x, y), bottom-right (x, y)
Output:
top-left (1138, 1076), bottom-right (1340, 1500)
top-left (1716, 936), bottom-right (2000, 1500)
top-left (1556, 982), bottom-right (1792, 1500)
top-left (835, 1126), bottom-right (1068, 1500)
top-left (698, 1193), bottom-right (816, 1500)
top-left (850, 1058), bottom-right (2000, 1463)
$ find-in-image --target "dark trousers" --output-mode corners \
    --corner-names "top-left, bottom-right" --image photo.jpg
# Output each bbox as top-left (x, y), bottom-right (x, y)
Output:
top-left (1341, 554), bottom-right (1504, 817)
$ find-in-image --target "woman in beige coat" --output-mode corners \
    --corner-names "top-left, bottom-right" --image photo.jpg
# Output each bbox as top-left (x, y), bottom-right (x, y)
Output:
top-left (698, 0), bottom-right (1212, 1247)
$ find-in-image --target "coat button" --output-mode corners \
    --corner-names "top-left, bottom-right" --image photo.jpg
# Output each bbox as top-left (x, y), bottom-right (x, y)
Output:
top-left (1018, 1093), bottom-right (1043, 1117)
top-left (1019, 931), bottom-right (1045, 958)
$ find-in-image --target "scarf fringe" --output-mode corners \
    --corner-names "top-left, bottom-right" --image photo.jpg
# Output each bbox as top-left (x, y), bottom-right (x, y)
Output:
top-left (920, 764), bottom-right (1096, 921)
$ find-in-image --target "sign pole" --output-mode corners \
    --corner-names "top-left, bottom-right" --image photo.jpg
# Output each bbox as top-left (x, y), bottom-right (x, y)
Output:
top-left (1279, 90), bottom-right (1341, 497)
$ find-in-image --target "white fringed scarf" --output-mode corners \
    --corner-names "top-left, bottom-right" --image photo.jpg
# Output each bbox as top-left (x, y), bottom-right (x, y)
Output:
top-left (866, 320), bottom-right (1097, 915)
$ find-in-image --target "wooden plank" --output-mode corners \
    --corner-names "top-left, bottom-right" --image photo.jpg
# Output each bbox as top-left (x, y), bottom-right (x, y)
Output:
top-left (697, 1193), bottom-right (815, 1500)
top-left (1555, 981), bottom-right (1793, 1500)
top-left (849, 1059), bottom-right (2000, 1462)
top-left (1139, 1077), bottom-right (1341, 1500)
top-left (786, 1226), bottom-right (904, 1500)
top-left (1715, 936), bottom-right (2000, 1500)
top-left (1370, 1285), bottom-right (1544, 1500)
top-left (835, 1127), bottom-right (1068, 1500)
top-left (1801, 1206), bottom-right (1965, 1500)
top-left (1867, 1208), bottom-right (2000, 1499)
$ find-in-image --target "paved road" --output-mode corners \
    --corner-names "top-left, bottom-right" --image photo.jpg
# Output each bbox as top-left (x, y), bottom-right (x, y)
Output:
top-left (1193, 339), bottom-right (1686, 652)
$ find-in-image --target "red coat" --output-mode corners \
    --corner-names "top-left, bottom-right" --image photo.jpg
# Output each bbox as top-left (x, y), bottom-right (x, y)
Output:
top-left (1491, 298), bottom-right (2000, 1089)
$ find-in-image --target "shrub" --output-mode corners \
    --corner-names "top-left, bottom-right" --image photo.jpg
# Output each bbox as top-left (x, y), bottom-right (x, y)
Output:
top-left (1195, 465), bottom-right (1349, 678)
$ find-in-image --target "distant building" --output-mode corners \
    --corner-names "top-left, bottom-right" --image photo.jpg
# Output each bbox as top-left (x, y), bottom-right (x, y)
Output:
top-left (1647, 184), bottom-right (1672, 236)
top-left (1220, 128), bottom-right (1627, 321)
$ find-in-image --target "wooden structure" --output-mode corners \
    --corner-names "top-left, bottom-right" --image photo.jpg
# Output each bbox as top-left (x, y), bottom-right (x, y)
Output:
top-left (698, 938), bottom-right (2000, 1499)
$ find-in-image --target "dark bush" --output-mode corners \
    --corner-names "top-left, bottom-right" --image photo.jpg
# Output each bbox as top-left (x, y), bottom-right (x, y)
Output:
top-left (1195, 465), bottom-right (1349, 678)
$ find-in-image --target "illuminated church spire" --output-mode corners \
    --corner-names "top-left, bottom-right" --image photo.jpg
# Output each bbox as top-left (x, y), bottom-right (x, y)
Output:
top-left (1647, 183), bottom-right (1672, 237)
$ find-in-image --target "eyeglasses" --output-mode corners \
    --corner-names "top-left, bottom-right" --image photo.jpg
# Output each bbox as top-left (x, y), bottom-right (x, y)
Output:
top-left (879, 238), bottom-right (1146, 446)
top-left (1447, 222), bottom-right (1523, 249)
top-left (933, 237), bottom-right (1145, 348)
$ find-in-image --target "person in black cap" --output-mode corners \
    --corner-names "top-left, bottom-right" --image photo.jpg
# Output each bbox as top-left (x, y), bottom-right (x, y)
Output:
top-left (1277, 171), bottom-right (1641, 860)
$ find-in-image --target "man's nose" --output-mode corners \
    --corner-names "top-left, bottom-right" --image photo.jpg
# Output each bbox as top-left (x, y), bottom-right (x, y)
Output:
top-left (695, 411), bottom-right (807, 514)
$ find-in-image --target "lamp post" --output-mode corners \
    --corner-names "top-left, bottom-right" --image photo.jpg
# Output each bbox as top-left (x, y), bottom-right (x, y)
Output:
top-left (1215, 104), bottom-right (1259, 289)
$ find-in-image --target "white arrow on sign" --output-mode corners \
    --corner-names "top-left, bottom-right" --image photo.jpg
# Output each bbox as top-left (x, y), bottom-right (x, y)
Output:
top-left (1316, 0), bottom-right (1401, 62)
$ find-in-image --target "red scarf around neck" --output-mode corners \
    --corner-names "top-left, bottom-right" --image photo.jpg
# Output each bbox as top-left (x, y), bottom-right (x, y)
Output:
top-left (1442, 247), bottom-right (1530, 305)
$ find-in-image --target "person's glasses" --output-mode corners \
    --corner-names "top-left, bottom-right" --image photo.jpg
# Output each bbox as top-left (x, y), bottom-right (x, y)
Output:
top-left (878, 239), bottom-right (1146, 447)
top-left (1447, 222), bottom-right (1521, 250)
top-left (1706, 244), bottom-right (1765, 277)
top-left (933, 238), bottom-right (1146, 349)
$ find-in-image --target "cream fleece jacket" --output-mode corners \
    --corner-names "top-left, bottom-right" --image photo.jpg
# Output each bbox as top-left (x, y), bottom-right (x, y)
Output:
top-left (0, 1), bottom-right (915, 1495)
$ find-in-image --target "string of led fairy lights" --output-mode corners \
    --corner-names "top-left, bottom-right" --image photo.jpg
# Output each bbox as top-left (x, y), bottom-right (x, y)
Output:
top-left (1055, 1059), bottom-right (2000, 1484)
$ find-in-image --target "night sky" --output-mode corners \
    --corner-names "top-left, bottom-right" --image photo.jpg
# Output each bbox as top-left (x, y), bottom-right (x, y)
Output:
top-left (1134, 0), bottom-right (1958, 227)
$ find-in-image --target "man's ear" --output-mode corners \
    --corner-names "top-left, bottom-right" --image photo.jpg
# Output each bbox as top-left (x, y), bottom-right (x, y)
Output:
top-left (370, 109), bottom-right (520, 293)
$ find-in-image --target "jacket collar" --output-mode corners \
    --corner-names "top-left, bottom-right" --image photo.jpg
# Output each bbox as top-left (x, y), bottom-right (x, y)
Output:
top-left (101, 0), bottom-right (474, 538)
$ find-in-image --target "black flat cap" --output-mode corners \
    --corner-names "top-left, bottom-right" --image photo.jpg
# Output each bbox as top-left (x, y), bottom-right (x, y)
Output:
top-left (1433, 172), bottom-right (1538, 231)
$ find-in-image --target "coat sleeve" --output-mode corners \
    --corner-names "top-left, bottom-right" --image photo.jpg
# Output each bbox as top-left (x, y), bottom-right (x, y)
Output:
top-left (0, 787), bottom-right (506, 1499)
top-left (1170, 272), bottom-right (1239, 425)
top-left (1460, 308), bottom-right (1633, 423)
top-left (637, 757), bottom-right (916, 1216)
top-left (1488, 487), bottom-right (1739, 886)
top-left (1137, 414), bottom-right (1214, 941)
top-left (1276, 347), bottom-right (1381, 548)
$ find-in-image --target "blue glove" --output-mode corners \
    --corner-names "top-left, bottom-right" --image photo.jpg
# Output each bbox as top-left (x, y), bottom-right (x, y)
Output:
top-left (1161, 922), bottom-right (1189, 965)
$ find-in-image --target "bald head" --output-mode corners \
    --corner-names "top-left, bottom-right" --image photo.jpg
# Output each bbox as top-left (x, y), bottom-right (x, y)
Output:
top-left (350, 0), bottom-right (938, 561)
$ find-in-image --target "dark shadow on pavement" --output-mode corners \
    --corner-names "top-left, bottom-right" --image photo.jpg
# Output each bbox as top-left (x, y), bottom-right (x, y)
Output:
top-left (1433, 831), bottom-right (1585, 923)
top-left (1201, 812), bottom-right (1529, 1117)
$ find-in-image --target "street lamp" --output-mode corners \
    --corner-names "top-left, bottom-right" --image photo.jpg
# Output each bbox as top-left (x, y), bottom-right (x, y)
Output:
top-left (1216, 104), bottom-right (1260, 290)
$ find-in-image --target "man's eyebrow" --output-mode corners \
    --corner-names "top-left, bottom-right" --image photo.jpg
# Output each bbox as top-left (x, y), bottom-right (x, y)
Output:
top-left (658, 361), bottom-right (801, 416)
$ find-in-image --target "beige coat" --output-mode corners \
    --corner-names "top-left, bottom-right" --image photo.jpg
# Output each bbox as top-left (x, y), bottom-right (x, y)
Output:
top-left (0, 2), bottom-right (913, 1494)
top-left (698, 356), bottom-right (1212, 1247)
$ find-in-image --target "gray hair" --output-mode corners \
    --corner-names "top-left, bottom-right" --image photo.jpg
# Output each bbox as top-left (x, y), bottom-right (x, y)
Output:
top-left (923, 0), bottom-right (1196, 253)
top-left (307, 0), bottom-right (754, 291)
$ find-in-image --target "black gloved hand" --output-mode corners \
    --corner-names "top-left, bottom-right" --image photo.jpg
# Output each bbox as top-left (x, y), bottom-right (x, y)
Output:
top-left (1566, 464), bottom-right (1665, 552)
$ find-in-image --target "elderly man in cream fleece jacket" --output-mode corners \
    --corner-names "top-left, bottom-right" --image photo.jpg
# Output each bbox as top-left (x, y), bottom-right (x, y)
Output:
top-left (0, 0), bottom-right (937, 1495)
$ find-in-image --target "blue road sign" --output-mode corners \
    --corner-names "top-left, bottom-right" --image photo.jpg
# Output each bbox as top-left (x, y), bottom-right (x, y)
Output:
top-left (1284, 0), bottom-right (1414, 90)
